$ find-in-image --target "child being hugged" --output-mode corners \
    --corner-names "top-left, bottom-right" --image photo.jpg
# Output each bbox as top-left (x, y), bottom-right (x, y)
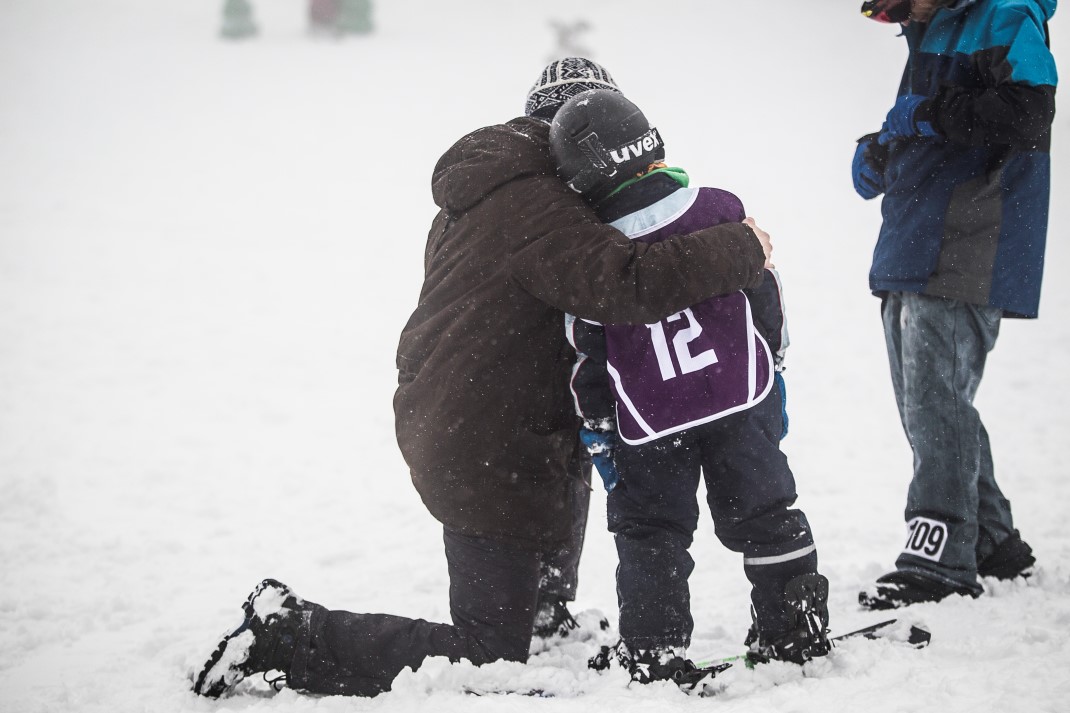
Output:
top-left (550, 90), bottom-right (830, 686)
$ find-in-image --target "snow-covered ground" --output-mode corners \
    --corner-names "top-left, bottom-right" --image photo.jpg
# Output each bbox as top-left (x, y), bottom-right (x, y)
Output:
top-left (2, 1), bottom-right (1069, 711)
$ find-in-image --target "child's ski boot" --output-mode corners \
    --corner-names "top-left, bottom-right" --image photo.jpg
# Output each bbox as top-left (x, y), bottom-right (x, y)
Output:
top-left (589, 640), bottom-right (729, 690)
top-left (747, 573), bottom-right (831, 664)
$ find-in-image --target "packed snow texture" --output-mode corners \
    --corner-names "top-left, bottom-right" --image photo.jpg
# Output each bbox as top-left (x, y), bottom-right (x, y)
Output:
top-left (2, 1), bottom-right (1069, 711)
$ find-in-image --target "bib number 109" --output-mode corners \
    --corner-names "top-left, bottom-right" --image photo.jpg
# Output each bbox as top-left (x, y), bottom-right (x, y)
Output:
top-left (901, 516), bottom-right (948, 562)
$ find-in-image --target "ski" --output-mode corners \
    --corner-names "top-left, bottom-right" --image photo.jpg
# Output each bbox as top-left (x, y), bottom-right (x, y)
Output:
top-left (463, 687), bottom-right (553, 698)
top-left (828, 618), bottom-right (932, 648)
top-left (463, 620), bottom-right (930, 697)
top-left (695, 618), bottom-right (931, 670)
top-left (462, 659), bottom-right (732, 698)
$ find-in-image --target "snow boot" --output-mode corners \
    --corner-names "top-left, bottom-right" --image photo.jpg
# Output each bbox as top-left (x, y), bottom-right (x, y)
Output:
top-left (531, 595), bottom-right (609, 640)
top-left (192, 578), bottom-right (308, 697)
top-left (748, 573), bottom-right (831, 664)
top-left (859, 570), bottom-right (977, 611)
top-left (978, 530), bottom-right (1035, 580)
top-left (532, 596), bottom-right (580, 639)
top-left (588, 640), bottom-right (723, 690)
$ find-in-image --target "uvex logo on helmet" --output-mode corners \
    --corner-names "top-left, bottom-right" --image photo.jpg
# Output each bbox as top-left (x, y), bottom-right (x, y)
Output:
top-left (608, 128), bottom-right (663, 165)
top-left (549, 89), bottom-right (666, 201)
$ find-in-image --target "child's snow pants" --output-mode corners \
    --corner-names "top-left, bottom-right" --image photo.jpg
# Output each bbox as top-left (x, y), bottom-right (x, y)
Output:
top-left (607, 386), bottom-right (819, 651)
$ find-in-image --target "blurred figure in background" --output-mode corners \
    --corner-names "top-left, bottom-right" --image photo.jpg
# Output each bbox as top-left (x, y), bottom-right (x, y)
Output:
top-left (220, 0), bottom-right (257, 39)
top-left (307, 0), bottom-right (339, 34)
top-left (191, 57), bottom-right (772, 699)
top-left (547, 20), bottom-right (592, 62)
top-left (219, 0), bottom-right (372, 39)
top-left (852, 0), bottom-right (1055, 609)
top-left (333, 0), bottom-right (373, 35)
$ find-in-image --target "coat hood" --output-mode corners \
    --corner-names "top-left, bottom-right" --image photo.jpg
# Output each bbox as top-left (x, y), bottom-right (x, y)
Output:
top-left (1035, 0), bottom-right (1057, 21)
top-left (431, 117), bottom-right (556, 214)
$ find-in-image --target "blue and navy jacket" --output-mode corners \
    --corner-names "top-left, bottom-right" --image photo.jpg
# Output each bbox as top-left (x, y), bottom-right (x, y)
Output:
top-left (872, 0), bottom-right (1057, 318)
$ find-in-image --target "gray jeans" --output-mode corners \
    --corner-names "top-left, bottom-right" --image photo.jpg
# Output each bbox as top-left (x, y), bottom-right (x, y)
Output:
top-left (882, 292), bottom-right (1015, 592)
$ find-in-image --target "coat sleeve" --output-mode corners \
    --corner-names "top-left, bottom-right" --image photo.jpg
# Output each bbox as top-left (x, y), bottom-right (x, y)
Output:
top-left (565, 314), bottom-right (615, 427)
top-left (921, 8), bottom-right (1056, 149)
top-left (509, 184), bottom-right (766, 326)
top-left (743, 268), bottom-right (789, 367)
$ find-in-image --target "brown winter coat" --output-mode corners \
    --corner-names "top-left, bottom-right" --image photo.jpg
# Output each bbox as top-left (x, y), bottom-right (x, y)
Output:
top-left (394, 116), bottom-right (765, 549)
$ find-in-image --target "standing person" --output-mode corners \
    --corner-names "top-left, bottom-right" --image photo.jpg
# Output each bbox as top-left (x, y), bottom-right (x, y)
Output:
top-left (191, 58), bottom-right (774, 699)
top-left (551, 90), bottom-right (830, 687)
top-left (852, 0), bottom-right (1056, 609)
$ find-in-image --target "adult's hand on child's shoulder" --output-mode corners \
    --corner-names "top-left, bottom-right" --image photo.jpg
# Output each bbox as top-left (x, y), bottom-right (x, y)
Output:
top-left (743, 217), bottom-right (774, 269)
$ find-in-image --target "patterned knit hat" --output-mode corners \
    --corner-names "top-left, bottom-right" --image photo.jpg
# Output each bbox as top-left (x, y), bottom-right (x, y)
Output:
top-left (524, 57), bottom-right (620, 121)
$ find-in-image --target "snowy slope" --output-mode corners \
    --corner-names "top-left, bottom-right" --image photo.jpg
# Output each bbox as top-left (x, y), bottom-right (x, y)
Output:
top-left (1, 1), bottom-right (1069, 711)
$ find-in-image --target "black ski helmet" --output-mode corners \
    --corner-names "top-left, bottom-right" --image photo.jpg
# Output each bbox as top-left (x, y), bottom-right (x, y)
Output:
top-left (549, 89), bottom-right (665, 203)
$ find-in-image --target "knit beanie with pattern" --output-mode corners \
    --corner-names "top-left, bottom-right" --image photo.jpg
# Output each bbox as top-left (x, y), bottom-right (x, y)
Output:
top-left (524, 57), bottom-right (620, 121)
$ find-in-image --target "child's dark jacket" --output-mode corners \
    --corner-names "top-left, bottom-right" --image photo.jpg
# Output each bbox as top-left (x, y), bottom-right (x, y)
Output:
top-left (567, 173), bottom-right (787, 445)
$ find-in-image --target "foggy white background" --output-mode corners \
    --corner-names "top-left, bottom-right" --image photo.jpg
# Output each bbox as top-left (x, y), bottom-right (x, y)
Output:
top-left (1, 1), bottom-right (1068, 711)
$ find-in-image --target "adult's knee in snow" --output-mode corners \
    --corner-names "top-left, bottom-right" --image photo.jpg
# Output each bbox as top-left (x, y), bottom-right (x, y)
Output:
top-left (463, 628), bottom-right (532, 665)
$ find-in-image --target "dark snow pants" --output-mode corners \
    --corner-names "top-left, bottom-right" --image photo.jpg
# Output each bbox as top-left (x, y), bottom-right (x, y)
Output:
top-left (539, 463), bottom-right (590, 602)
top-left (286, 465), bottom-right (590, 697)
top-left (607, 386), bottom-right (818, 651)
top-left (287, 528), bottom-right (542, 696)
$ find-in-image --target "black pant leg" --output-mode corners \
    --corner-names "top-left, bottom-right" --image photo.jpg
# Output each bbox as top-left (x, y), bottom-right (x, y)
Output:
top-left (538, 456), bottom-right (592, 601)
top-left (700, 388), bottom-right (818, 638)
top-left (446, 528), bottom-right (543, 662)
top-left (608, 435), bottom-right (702, 650)
top-left (287, 528), bottom-right (542, 697)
